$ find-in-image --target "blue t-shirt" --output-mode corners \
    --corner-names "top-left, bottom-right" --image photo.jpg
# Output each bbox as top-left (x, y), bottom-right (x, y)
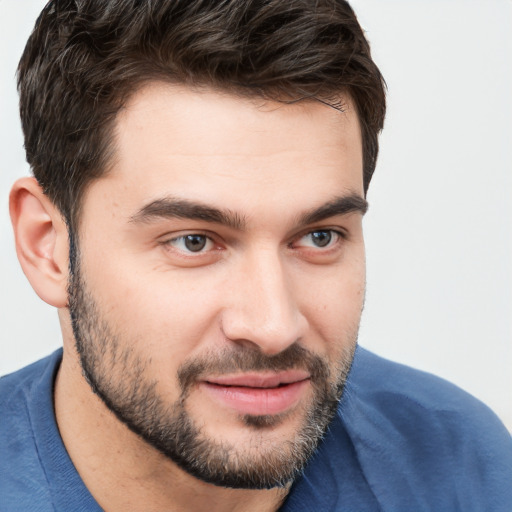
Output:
top-left (1, 347), bottom-right (511, 511)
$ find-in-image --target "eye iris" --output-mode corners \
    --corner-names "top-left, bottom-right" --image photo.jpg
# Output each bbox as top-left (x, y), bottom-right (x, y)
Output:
top-left (184, 235), bottom-right (207, 252)
top-left (311, 231), bottom-right (332, 247)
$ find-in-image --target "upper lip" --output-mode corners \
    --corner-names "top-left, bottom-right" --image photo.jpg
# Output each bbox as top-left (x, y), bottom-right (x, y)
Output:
top-left (205, 370), bottom-right (310, 388)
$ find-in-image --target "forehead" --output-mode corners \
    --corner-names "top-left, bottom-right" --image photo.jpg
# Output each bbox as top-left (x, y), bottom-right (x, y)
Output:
top-left (83, 82), bottom-right (363, 223)
top-left (115, 83), bottom-right (361, 153)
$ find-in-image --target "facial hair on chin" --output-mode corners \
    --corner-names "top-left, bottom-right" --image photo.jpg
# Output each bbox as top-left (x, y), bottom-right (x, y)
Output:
top-left (67, 244), bottom-right (357, 489)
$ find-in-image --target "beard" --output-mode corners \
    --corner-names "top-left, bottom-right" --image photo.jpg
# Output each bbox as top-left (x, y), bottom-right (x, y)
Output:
top-left (67, 246), bottom-right (357, 489)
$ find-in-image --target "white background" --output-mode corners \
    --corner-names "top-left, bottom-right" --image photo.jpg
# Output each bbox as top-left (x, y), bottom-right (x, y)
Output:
top-left (1, 0), bottom-right (511, 431)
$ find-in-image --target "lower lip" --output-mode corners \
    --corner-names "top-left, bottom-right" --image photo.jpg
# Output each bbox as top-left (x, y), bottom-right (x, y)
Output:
top-left (200, 379), bottom-right (310, 416)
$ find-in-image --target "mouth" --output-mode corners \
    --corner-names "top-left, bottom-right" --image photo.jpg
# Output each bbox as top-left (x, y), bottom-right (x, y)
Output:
top-left (200, 370), bottom-right (311, 416)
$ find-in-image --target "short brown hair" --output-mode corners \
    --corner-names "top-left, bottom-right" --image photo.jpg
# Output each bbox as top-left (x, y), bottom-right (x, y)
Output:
top-left (18, 0), bottom-right (386, 230)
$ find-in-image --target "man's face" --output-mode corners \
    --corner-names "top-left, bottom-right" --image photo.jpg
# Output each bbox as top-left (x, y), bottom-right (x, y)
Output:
top-left (69, 83), bottom-right (366, 488)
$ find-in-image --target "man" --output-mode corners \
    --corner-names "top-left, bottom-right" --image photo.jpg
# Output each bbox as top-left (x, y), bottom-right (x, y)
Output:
top-left (1, 0), bottom-right (511, 511)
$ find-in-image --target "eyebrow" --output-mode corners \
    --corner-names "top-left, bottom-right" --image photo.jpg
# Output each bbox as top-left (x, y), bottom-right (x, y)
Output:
top-left (129, 193), bottom-right (368, 230)
top-left (130, 197), bottom-right (246, 230)
top-left (298, 194), bottom-right (368, 226)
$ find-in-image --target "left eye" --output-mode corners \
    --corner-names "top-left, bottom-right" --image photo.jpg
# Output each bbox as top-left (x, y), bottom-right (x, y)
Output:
top-left (167, 234), bottom-right (214, 253)
top-left (296, 230), bottom-right (340, 249)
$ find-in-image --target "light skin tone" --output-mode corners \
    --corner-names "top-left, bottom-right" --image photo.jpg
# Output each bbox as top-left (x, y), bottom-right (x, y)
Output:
top-left (10, 83), bottom-right (366, 511)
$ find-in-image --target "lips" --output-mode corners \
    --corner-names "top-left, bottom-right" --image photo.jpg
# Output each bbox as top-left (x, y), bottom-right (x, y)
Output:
top-left (206, 369), bottom-right (310, 388)
top-left (200, 370), bottom-right (311, 416)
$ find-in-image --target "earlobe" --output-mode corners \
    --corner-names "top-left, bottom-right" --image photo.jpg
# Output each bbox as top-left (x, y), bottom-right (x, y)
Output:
top-left (9, 177), bottom-right (70, 308)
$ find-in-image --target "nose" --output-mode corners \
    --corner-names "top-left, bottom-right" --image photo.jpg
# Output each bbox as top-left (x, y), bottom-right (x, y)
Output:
top-left (221, 248), bottom-right (308, 355)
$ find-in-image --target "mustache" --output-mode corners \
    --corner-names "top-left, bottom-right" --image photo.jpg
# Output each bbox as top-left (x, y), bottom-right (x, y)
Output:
top-left (178, 343), bottom-right (330, 393)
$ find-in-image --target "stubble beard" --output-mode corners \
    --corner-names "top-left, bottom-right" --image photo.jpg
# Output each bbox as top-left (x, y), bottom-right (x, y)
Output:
top-left (67, 248), bottom-right (358, 489)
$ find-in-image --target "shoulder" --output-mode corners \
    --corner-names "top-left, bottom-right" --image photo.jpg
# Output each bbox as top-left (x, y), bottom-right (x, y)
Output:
top-left (0, 352), bottom-right (61, 423)
top-left (1, 352), bottom-right (59, 399)
top-left (334, 346), bottom-right (512, 511)
top-left (0, 351), bottom-right (63, 511)
top-left (346, 346), bottom-right (510, 435)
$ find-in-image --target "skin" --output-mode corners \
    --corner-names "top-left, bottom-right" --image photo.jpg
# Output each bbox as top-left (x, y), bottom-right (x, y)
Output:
top-left (10, 83), bottom-right (366, 511)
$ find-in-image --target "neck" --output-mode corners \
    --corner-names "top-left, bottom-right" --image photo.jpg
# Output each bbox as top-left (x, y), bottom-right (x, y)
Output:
top-left (54, 349), bottom-right (290, 512)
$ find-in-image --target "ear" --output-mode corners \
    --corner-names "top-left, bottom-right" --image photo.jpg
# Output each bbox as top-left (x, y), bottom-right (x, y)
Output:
top-left (9, 177), bottom-right (70, 308)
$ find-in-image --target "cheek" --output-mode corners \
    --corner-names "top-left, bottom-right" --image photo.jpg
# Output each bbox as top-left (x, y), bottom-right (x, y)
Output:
top-left (80, 250), bottom-right (226, 364)
top-left (299, 256), bottom-right (365, 354)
